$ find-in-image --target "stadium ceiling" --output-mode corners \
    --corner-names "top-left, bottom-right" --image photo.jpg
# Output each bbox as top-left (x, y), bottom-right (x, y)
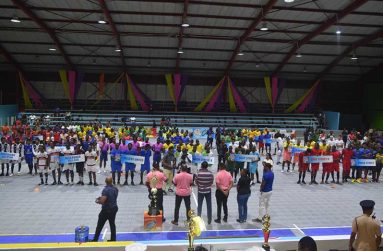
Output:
top-left (0, 0), bottom-right (382, 82)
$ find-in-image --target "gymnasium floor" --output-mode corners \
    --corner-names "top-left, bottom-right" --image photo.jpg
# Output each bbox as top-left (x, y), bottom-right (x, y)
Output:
top-left (0, 142), bottom-right (382, 247)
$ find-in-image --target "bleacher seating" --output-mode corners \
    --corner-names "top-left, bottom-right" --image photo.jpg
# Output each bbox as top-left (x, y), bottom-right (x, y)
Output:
top-left (22, 110), bottom-right (319, 129)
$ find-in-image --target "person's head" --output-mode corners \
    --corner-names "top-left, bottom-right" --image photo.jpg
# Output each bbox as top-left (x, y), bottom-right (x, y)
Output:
top-left (360, 200), bottom-right (375, 216)
top-left (218, 163), bottom-right (226, 170)
top-left (240, 168), bottom-right (247, 176)
top-left (152, 162), bottom-right (160, 170)
top-left (65, 142), bottom-right (71, 149)
top-left (298, 236), bottom-right (317, 251)
top-left (266, 153), bottom-right (272, 159)
top-left (168, 146), bottom-right (174, 154)
top-left (128, 143), bottom-right (132, 150)
top-left (181, 164), bottom-right (188, 172)
top-left (105, 176), bottom-right (113, 186)
top-left (201, 161), bottom-right (208, 169)
top-left (263, 162), bottom-right (272, 171)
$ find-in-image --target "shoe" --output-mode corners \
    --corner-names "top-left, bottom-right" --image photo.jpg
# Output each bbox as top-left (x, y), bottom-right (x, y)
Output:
top-left (251, 182), bottom-right (255, 186)
top-left (163, 191), bottom-right (167, 195)
top-left (309, 181), bottom-right (313, 185)
top-left (162, 218), bottom-right (166, 223)
top-left (223, 218), bottom-right (227, 223)
top-left (281, 170), bottom-right (284, 173)
top-left (325, 181), bottom-right (330, 184)
top-left (77, 181), bottom-right (81, 185)
top-left (17, 171), bottom-right (21, 175)
top-left (5, 173), bottom-right (9, 176)
top-left (81, 182), bottom-right (84, 185)
top-left (257, 180), bottom-right (261, 183)
top-left (337, 182), bottom-right (342, 185)
top-left (58, 181), bottom-right (63, 185)
top-left (171, 220), bottom-right (178, 226)
top-left (94, 183), bottom-right (99, 186)
top-left (302, 181), bottom-right (306, 184)
top-left (331, 180), bottom-right (335, 184)
top-left (65, 182), bottom-right (69, 185)
top-left (117, 182), bottom-right (121, 186)
top-left (320, 181), bottom-right (324, 184)
top-left (0, 173), bottom-right (4, 176)
top-left (103, 170), bottom-right (106, 173)
top-left (139, 181), bottom-right (144, 185)
top-left (39, 182), bottom-right (44, 186)
top-left (51, 182), bottom-right (57, 185)
top-left (97, 170), bottom-right (101, 174)
top-left (131, 181), bottom-right (135, 186)
top-left (45, 182), bottom-right (48, 186)
top-left (70, 182), bottom-right (74, 185)
top-left (236, 219), bottom-right (244, 223)
top-left (252, 218), bottom-right (262, 223)
top-left (234, 179), bottom-right (237, 184)
top-left (314, 181), bottom-right (318, 185)
top-left (214, 219), bottom-right (221, 224)
top-left (297, 181), bottom-right (301, 184)
top-left (9, 173), bottom-right (13, 177)
top-left (88, 182), bottom-right (93, 185)
top-left (123, 181), bottom-right (128, 186)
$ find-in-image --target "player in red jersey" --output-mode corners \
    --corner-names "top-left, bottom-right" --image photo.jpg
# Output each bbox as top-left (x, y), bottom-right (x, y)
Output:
top-left (310, 143), bottom-right (321, 185)
top-left (331, 146), bottom-right (342, 184)
top-left (321, 146), bottom-right (332, 184)
top-left (297, 148), bottom-right (311, 184)
top-left (342, 145), bottom-right (354, 183)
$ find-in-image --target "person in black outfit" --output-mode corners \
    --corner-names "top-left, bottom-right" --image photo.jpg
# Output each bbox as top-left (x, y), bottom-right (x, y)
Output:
top-left (92, 177), bottom-right (119, 242)
top-left (75, 144), bottom-right (85, 185)
top-left (236, 169), bottom-right (251, 223)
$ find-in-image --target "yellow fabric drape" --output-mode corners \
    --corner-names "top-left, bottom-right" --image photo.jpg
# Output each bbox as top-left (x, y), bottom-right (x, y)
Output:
top-left (126, 73), bottom-right (138, 110)
top-left (285, 80), bottom-right (320, 113)
top-left (194, 78), bottom-right (224, 112)
top-left (59, 69), bottom-right (71, 103)
top-left (264, 76), bottom-right (272, 106)
top-left (227, 79), bottom-right (237, 112)
top-left (19, 72), bottom-right (32, 109)
top-left (165, 74), bottom-right (176, 104)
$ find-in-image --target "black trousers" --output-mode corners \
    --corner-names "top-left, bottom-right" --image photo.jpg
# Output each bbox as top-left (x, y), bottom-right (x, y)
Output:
top-left (174, 195), bottom-right (191, 222)
top-left (93, 207), bottom-right (118, 241)
top-left (215, 189), bottom-right (228, 220)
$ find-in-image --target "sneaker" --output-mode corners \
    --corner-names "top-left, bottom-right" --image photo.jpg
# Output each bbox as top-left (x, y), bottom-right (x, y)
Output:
top-left (252, 218), bottom-right (262, 223)
top-left (236, 219), bottom-right (244, 223)
top-left (171, 220), bottom-right (178, 226)
top-left (223, 218), bottom-right (227, 223)
top-left (103, 170), bottom-right (106, 173)
top-left (297, 181), bottom-right (301, 184)
top-left (58, 181), bottom-right (63, 185)
top-left (257, 180), bottom-right (261, 183)
top-left (309, 181), bottom-right (314, 185)
top-left (139, 181), bottom-right (144, 185)
top-left (39, 182), bottom-right (44, 186)
top-left (302, 181), bottom-right (306, 184)
top-left (81, 182), bottom-right (85, 185)
top-left (51, 182), bottom-right (57, 185)
top-left (17, 171), bottom-right (21, 175)
top-left (168, 188), bottom-right (174, 193)
top-left (251, 182), bottom-right (255, 186)
top-left (77, 181), bottom-right (82, 185)
top-left (45, 182), bottom-right (48, 186)
top-left (314, 181), bottom-right (318, 185)
top-left (281, 170), bottom-right (284, 173)
top-left (9, 173), bottom-right (14, 177)
top-left (88, 182), bottom-right (93, 185)
top-left (214, 219), bottom-right (221, 224)
top-left (123, 181), bottom-right (128, 186)
top-left (131, 181), bottom-right (135, 186)
top-left (94, 183), bottom-right (99, 186)
top-left (0, 173), bottom-right (4, 176)
top-left (97, 170), bottom-right (101, 174)
top-left (320, 181), bottom-right (324, 184)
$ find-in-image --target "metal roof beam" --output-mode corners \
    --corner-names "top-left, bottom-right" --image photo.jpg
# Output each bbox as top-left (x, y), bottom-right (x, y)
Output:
top-left (98, 0), bottom-right (126, 70)
top-left (11, 0), bottom-right (74, 70)
top-left (316, 29), bottom-right (383, 80)
top-left (175, 0), bottom-right (189, 73)
top-left (273, 0), bottom-right (369, 75)
top-left (224, 0), bottom-right (277, 75)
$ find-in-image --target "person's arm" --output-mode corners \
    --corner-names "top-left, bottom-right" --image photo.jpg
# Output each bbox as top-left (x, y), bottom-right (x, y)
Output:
top-left (96, 196), bottom-right (107, 205)
top-left (349, 218), bottom-right (357, 251)
top-left (375, 223), bottom-right (382, 250)
top-left (260, 179), bottom-right (265, 192)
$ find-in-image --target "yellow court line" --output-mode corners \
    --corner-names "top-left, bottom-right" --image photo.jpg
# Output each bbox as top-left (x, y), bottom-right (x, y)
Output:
top-left (0, 241), bottom-right (134, 250)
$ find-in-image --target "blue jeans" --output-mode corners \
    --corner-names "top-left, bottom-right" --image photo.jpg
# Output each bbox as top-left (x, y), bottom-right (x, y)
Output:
top-left (237, 193), bottom-right (250, 221)
top-left (197, 192), bottom-right (212, 224)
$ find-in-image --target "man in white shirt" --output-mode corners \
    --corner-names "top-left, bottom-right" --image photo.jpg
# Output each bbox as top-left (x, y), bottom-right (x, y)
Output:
top-left (36, 145), bottom-right (49, 185)
top-left (85, 143), bottom-right (98, 186)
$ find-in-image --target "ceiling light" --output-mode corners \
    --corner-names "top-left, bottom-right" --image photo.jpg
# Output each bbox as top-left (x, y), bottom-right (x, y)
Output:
top-left (98, 16), bottom-right (107, 24)
top-left (177, 48), bottom-right (184, 54)
top-left (284, 0), bottom-right (295, 2)
top-left (181, 23), bottom-right (190, 28)
top-left (350, 53), bottom-right (358, 60)
top-left (115, 47), bottom-right (121, 52)
top-left (237, 51), bottom-right (244, 56)
top-left (296, 52), bottom-right (302, 58)
top-left (255, 63), bottom-right (260, 68)
top-left (10, 16), bottom-right (21, 23)
top-left (147, 61), bottom-right (151, 67)
top-left (260, 22), bottom-right (268, 31)
top-left (49, 48), bottom-right (56, 51)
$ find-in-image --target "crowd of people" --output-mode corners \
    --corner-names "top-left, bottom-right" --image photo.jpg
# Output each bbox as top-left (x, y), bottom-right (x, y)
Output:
top-left (0, 117), bottom-right (382, 227)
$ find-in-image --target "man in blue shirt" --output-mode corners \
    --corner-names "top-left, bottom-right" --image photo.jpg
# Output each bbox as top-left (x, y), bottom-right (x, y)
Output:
top-left (122, 143), bottom-right (136, 186)
top-left (139, 144), bottom-right (152, 185)
top-left (253, 162), bottom-right (274, 223)
top-left (92, 177), bottom-right (119, 242)
top-left (110, 143), bottom-right (122, 185)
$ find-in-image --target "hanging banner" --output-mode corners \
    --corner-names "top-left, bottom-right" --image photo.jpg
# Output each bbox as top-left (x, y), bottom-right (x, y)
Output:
top-left (130, 81), bottom-right (150, 111)
top-left (59, 69), bottom-right (71, 104)
top-left (285, 80), bottom-right (320, 113)
top-left (165, 74), bottom-right (176, 104)
top-left (227, 78), bottom-right (237, 112)
top-left (297, 83), bottom-right (319, 112)
top-left (174, 73), bottom-right (181, 103)
top-left (18, 72), bottom-right (33, 109)
top-left (195, 78), bottom-right (223, 112)
top-left (264, 76), bottom-right (272, 106)
top-left (228, 78), bottom-right (247, 113)
top-left (126, 73), bottom-right (138, 110)
top-left (272, 76), bottom-right (278, 108)
top-left (205, 79), bottom-right (224, 112)
top-left (98, 72), bottom-right (105, 97)
top-left (74, 72), bottom-right (84, 99)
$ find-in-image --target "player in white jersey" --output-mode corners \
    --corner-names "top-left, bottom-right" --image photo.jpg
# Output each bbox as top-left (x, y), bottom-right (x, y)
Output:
top-left (36, 145), bottom-right (48, 185)
top-left (10, 138), bottom-right (24, 176)
top-left (85, 143), bottom-right (98, 186)
top-left (335, 136), bottom-right (345, 151)
top-left (0, 137), bottom-right (10, 176)
top-left (61, 143), bottom-right (75, 185)
top-left (47, 141), bottom-right (61, 185)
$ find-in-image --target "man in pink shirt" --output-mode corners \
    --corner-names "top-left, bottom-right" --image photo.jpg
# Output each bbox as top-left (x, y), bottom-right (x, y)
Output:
top-left (171, 165), bottom-right (193, 225)
top-left (146, 163), bottom-right (167, 222)
top-left (215, 163), bottom-right (233, 223)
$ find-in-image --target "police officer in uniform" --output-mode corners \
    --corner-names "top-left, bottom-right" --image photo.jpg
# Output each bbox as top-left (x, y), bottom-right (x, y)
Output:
top-left (349, 200), bottom-right (381, 251)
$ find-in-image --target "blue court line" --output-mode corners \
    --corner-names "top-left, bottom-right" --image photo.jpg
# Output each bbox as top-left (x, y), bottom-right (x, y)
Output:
top-left (0, 229), bottom-right (294, 244)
